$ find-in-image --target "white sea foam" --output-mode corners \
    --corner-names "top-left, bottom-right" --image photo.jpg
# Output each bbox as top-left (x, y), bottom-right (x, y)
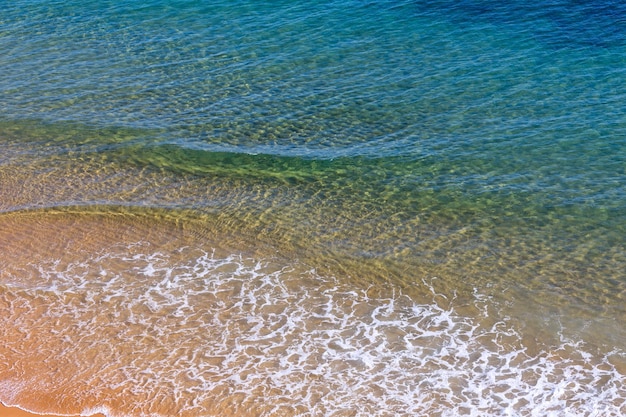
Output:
top-left (0, 244), bottom-right (624, 417)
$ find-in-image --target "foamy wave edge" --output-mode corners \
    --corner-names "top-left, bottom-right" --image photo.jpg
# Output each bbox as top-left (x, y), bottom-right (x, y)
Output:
top-left (1, 246), bottom-right (624, 417)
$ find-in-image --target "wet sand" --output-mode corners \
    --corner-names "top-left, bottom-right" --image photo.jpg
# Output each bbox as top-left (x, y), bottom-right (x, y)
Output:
top-left (0, 403), bottom-right (105, 417)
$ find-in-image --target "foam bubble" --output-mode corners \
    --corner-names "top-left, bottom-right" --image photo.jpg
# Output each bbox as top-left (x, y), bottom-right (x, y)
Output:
top-left (0, 245), bottom-right (624, 416)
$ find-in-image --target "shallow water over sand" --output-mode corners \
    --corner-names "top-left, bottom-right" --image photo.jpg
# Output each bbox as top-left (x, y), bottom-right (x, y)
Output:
top-left (0, 208), bottom-right (624, 416)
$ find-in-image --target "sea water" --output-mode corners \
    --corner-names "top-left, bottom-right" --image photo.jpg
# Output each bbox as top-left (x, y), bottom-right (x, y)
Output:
top-left (0, 1), bottom-right (625, 416)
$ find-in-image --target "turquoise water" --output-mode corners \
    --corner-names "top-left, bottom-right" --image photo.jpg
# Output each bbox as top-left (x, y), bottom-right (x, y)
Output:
top-left (1, 1), bottom-right (625, 416)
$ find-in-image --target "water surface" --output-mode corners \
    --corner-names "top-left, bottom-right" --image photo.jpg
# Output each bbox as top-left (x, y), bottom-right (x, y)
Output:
top-left (0, 1), bottom-right (625, 415)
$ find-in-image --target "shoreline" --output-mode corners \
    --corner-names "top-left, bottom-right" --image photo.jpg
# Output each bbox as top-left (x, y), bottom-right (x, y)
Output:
top-left (0, 403), bottom-right (105, 417)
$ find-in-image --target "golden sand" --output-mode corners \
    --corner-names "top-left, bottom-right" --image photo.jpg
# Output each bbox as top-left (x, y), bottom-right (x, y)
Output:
top-left (0, 403), bottom-right (104, 417)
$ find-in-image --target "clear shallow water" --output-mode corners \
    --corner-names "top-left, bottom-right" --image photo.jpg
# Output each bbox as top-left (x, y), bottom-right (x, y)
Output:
top-left (0, 1), bottom-right (625, 416)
